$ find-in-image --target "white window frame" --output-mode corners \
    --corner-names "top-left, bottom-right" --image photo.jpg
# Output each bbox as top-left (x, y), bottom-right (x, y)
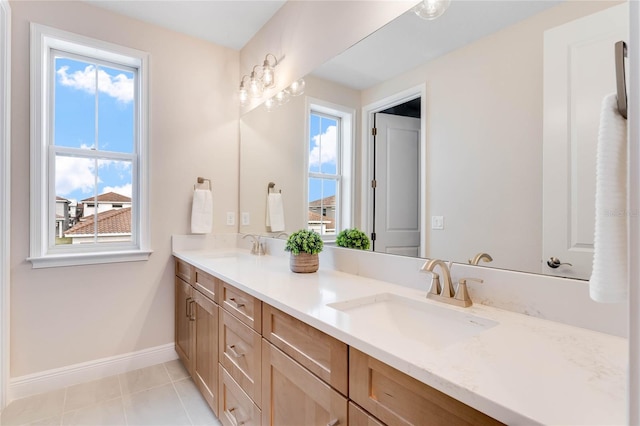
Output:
top-left (29, 24), bottom-right (151, 268)
top-left (305, 97), bottom-right (355, 240)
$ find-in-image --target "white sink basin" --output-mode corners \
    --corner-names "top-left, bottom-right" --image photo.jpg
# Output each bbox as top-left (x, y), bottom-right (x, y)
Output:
top-left (327, 293), bottom-right (498, 349)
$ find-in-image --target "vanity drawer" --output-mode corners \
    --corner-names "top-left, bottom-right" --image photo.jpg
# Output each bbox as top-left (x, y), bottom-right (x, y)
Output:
top-left (175, 258), bottom-right (193, 284)
top-left (221, 281), bottom-right (262, 333)
top-left (261, 340), bottom-right (347, 426)
top-left (262, 304), bottom-right (348, 396)
top-left (349, 402), bottom-right (384, 426)
top-left (194, 268), bottom-right (219, 303)
top-left (219, 308), bottom-right (262, 406)
top-left (219, 365), bottom-right (261, 426)
top-left (349, 348), bottom-right (503, 426)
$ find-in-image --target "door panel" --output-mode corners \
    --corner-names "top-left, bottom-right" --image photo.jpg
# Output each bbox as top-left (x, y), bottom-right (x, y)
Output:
top-left (374, 113), bottom-right (421, 256)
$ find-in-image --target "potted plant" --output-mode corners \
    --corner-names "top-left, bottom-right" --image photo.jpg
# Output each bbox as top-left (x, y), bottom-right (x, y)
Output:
top-left (336, 228), bottom-right (370, 250)
top-left (285, 229), bottom-right (324, 273)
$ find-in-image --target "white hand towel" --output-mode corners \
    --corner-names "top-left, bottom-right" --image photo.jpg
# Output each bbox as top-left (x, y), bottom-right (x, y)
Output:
top-left (266, 192), bottom-right (285, 233)
top-left (589, 93), bottom-right (628, 303)
top-left (191, 188), bottom-right (213, 234)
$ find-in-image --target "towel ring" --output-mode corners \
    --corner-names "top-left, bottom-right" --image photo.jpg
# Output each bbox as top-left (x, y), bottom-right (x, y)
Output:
top-left (195, 177), bottom-right (211, 190)
top-left (267, 182), bottom-right (281, 194)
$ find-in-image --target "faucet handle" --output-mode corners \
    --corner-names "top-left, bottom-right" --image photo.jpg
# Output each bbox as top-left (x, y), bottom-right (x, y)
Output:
top-left (454, 278), bottom-right (483, 307)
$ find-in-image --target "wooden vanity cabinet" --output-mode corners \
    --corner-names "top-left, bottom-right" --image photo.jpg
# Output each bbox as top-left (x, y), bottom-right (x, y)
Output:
top-left (175, 275), bottom-right (194, 373)
top-left (350, 348), bottom-right (503, 426)
top-left (261, 339), bottom-right (347, 426)
top-left (262, 304), bottom-right (348, 396)
top-left (174, 259), bottom-right (220, 416)
top-left (219, 365), bottom-right (261, 426)
top-left (349, 402), bottom-right (384, 426)
top-left (219, 308), bottom-right (262, 406)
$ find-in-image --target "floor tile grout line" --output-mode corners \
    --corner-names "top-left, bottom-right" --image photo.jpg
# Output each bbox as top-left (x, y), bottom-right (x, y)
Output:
top-left (163, 362), bottom-right (196, 426)
top-left (116, 370), bottom-right (129, 426)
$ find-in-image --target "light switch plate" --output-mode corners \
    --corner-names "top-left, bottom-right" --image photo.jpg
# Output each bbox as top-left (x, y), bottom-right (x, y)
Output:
top-left (226, 212), bottom-right (235, 226)
top-left (241, 212), bottom-right (250, 226)
top-left (431, 216), bottom-right (444, 230)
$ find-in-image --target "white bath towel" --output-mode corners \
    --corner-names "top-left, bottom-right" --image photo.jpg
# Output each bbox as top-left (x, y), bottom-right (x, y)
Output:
top-left (266, 192), bottom-right (285, 233)
top-left (589, 93), bottom-right (628, 303)
top-left (191, 188), bottom-right (213, 234)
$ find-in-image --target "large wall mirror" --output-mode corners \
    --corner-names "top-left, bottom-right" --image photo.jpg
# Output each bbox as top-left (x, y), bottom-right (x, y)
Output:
top-left (240, 0), bottom-right (629, 280)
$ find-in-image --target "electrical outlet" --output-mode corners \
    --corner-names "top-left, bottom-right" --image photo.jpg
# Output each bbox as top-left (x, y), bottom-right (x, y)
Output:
top-left (431, 216), bottom-right (444, 230)
top-left (241, 212), bottom-right (250, 226)
top-left (226, 212), bottom-right (235, 226)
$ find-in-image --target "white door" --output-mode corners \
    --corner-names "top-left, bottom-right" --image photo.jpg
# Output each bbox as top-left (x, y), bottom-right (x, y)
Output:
top-left (373, 113), bottom-right (421, 256)
top-left (542, 3), bottom-right (628, 279)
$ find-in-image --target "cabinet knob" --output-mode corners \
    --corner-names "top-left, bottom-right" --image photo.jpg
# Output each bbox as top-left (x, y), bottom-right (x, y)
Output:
top-left (327, 419), bottom-right (340, 426)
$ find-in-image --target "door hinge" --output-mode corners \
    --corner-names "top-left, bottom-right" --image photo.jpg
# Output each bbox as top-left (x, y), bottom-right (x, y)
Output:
top-left (371, 127), bottom-right (377, 136)
top-left (371, 232), bottom-right (376, 241)
top-left (371, 179), bottom-right (377, 188)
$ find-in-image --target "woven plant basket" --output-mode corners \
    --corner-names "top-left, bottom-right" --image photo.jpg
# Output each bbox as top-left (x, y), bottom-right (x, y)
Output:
top-left (290, 252), bottom-right (319, 273)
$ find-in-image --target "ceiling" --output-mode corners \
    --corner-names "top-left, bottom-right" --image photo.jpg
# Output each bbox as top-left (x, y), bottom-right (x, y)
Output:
top-left (84, 0), bottom-right (287, 50)
top-left (312, 1), bottom-right (561, 90)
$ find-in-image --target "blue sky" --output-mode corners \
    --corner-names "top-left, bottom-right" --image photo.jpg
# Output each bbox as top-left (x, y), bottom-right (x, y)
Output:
top-left (54, 56), bottom-right (134, 203)
top-left (308, 113), bottom-right (338, 203)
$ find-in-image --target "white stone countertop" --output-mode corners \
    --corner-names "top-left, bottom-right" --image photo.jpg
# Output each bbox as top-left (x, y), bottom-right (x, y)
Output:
top-left (173, 248), bottom-right (627, 425)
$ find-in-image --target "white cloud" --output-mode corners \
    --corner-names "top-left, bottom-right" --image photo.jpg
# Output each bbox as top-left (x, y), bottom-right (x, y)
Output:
top-left (57, 65), bottom-right (134, 103)
top-left (55, 157), bottom-right (95, 196)
top-left (103, 183), bottom-right (132, 198)
top-left (309, 125), bottom-right (337, 168)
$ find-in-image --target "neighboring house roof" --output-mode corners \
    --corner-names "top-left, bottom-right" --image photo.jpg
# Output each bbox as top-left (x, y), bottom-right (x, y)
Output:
top-left (56, 196), bottom-right (69, 202)
top-left (66, 207), bottom-right (131, 235)
top-left (308, 195), bottom-right (335, 208)
top-left (80, 192), bottom-right (131, 203)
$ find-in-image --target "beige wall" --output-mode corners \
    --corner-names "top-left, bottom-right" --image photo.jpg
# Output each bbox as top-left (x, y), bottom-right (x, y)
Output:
top-left (361, 1), bottom-right (620, 272)
top-left (10, 1), bottom-right (239, 377)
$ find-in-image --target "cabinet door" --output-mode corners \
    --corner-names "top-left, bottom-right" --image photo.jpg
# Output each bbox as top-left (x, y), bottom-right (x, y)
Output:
top-left (350, 348), bottom-right (502, 426)
top-left (175, 276), bottom-right (194, 373)
top-left (262, 340), bottom-right (347, 426)
top-left (193, 289), bottom-right (219, 416)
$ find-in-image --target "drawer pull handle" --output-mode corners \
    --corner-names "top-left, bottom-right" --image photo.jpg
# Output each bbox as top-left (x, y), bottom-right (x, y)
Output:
top-left (227, 407), bottom-right (245, 426)
top-left (327, 419), bottom-right (340, 426)
top-left (185, 297), bottom-right (192, 318)
top-left (227, 344), bottom-right (245, 358)
top-left (188, 299), bottom-right (196, 321)
top-left (228, 297), bottom-right (245, 309)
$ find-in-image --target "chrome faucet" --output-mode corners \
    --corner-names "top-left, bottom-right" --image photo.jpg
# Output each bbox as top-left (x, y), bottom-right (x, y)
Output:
top-left (273, 232), bottom-right (288, 239)
top-left (242, 234), bottom-right (266, 255)
top-left (468, 252), bottom-right (493, 265)
top-left (421, 259), bottom-right (482, 307)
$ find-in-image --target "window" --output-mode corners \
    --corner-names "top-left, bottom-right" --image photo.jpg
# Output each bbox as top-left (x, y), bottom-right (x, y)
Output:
top-left (30, 24), bottom-right (150, 268)
top-left (306, 100), bottom-right (354, 238)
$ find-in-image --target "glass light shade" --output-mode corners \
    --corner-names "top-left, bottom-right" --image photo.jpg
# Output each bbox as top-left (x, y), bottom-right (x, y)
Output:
top-left (265, 97), bottom-right (276, 111)
top-left (413, 0), bottom-right (450, 20)
top-left (263, 63), bottom-right (275, 89)
top-left (274, 89), bottom-right (290, 105)
top-left (289, 78), bottom-right (306, 96)
top-left (249, 71), bottom-right (263, 98)
top-left (238, 84), bottom-right (249, 106)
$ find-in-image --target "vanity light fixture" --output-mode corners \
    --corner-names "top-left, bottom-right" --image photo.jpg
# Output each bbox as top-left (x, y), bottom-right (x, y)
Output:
top-left (413, 0), bottom-right (450, 20)
top-left (288, 78), bottom-right (306, 96)
top-left (262, 53), bottom-right (278, 89)
top-left (238, 75), bottom-right (250, 106)
top-left (239, 53), bottom-right (279, 105)
top-left (248, 65), bottom-right (264, 99)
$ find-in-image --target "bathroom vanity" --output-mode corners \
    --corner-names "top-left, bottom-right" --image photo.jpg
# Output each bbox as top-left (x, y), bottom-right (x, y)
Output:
top-left (173, 236), bottom-right (626, 425)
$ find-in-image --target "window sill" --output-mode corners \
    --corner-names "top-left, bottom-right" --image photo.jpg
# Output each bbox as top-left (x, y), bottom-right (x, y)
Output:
top-left (28, 250), bottom-right (153, 269)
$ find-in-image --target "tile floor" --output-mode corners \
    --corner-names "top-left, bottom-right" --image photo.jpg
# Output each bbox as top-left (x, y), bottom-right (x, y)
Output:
top-left (0, 360), bottom-right (222, 426)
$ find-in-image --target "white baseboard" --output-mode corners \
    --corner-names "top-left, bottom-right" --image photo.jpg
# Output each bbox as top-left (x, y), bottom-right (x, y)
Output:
top-left (8, 343), bottom-right (177, 402)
